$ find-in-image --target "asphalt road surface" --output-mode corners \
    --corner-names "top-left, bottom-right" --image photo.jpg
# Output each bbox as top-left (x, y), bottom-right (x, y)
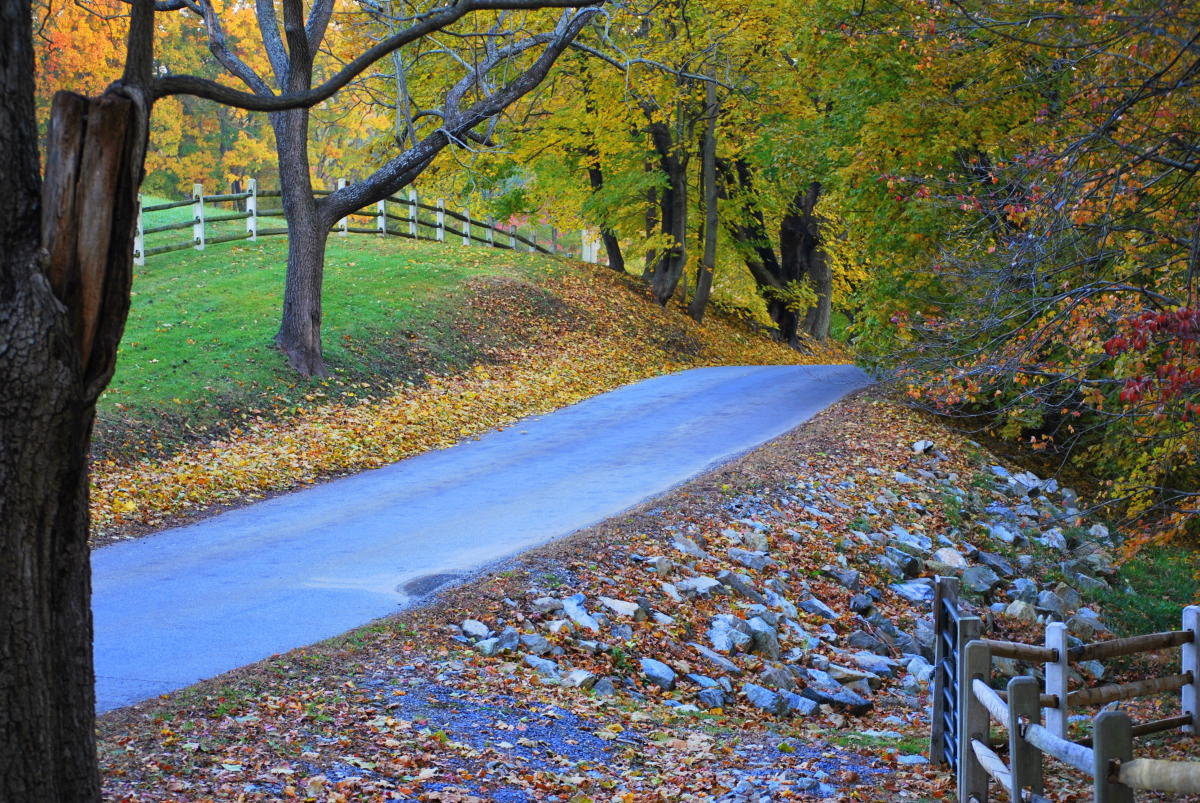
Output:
top-left (92, 363), bottom-right (870, 711)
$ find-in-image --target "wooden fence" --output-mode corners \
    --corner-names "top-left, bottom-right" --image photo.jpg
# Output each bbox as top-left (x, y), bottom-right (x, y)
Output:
top-left (132, 179), bottom-right (604, 266)
top-left (934, 585), bottom-right (1200, 801)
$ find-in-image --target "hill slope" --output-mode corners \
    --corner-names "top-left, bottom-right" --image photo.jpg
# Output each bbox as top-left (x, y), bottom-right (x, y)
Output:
top-left (92, 237), bottom-right (843, 544)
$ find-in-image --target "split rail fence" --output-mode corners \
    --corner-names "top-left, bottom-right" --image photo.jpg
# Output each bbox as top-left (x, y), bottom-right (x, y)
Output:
top-left (932, 577), bottom-right (1200, 801)
top-left (132, 180), bottom-right (604, 266)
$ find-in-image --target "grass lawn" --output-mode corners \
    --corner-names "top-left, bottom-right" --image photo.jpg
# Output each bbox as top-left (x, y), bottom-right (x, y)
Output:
top-left (98, 227), bottom-right (564, 456)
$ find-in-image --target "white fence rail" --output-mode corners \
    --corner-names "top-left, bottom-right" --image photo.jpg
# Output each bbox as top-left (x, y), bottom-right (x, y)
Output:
top-left (132, 179), bottom-right (601, 266)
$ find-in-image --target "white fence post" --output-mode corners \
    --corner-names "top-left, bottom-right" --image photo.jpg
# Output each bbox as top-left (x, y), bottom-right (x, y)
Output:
top-left (1183, 605), bottom-right (1199, 733)
top-left (551, 226), bottom-right (559, 254)
top-left (133, 194), bottom-right (145, 266)
top-left (246, 177), bottom-right (257, 241)
top-left (1093, 711), bottom-right (1134, 803)
top-left (509, 227), bottom-right (516, 249)
top-left (959, 640), bottom-right (991, 803)
top-left (487, 217), bottom-right (495, 247)
top-left (376, 200), bottom-right (386, 236)
top-left (1008, 676), bottom-right (1044, 800)
top-left (436, 199), bottom-right (445, 242)
top-left (530, 231), bottom-right (537, 253)
top-left (192, 183), bottom-right (205, 250)
top-left (337, 178), bottom-right (348, 236)
top-left (408, 188), bottom-right (417, 237)
top-left (463, 209), bottom-right (470, 245)
top-left (1044, 621), bottom-right (1069, 739)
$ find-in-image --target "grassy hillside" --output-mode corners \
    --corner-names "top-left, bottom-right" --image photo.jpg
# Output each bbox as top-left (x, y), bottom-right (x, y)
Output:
top-left (93, 234), bottom-right (844, 542)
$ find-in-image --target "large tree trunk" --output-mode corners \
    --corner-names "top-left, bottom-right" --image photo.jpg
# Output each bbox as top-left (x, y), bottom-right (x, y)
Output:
top-left (648, 123), bottom-right (687, 306)
top-left (2, 3), bottom-right (148, 794)
top-left (584, 158), bottom-right (626, 273)
top-left (272, 108), bottom-right (331, 377)
top-left (688, 80), bottom-right (719, 323)
top-left (786, 181), bottom-right (831, 341)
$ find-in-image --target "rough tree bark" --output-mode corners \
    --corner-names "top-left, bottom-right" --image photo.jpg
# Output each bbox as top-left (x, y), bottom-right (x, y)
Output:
top-left (687, 79), bottom-right (719, 323)
top-left (1, 2), bottom-right (149, 798)
top-left (647, 121), bottom-right (688, 305)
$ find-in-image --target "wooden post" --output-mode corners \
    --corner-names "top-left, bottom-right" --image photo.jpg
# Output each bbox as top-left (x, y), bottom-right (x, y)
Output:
top-left (510, 228), bottom-right (516, 249)
top-left (530, 231), bottom-right (537, 253)
top-left (436, 199), bottom-right (445, 242)
top-left (551, 225), bottom-right (559, 254)
top-left (487, 217), bottom-right (495, 246)
top-left (959, 640), bottom-right (991, 803)
top-left (376, 200), bottom-right (386, 236)
top-left (1045, 621), bottom-right (1069, 739)
top-left (463, 209), bottom-right (471, 245)
top-left (1008, 676), bottom-right (1044, 800)
top-left (408, 188), bottom-right (417, 237)
top-left (192, 183), bottom-right (205, 250)
top-left (133, 193), bottom-right (144, 266)
top-left (337, 178), bottom-right (348, 236)
top-left (246, 177), bottom-right (257, 241)
top-left (1184, 605), bottom-right (1199, 734)
top-left (1093, 711), bottom-right (1134, 803)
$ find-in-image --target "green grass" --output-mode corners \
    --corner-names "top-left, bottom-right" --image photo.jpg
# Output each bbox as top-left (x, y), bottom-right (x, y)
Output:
top-left (1087, 544), bottom-right (1199, 636)
top-left (97, 229), bottom-right (564, 456)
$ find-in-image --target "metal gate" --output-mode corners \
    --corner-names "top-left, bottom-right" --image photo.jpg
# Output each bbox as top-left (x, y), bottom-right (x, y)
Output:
top-left (930, 576), bottom-right (982, 771)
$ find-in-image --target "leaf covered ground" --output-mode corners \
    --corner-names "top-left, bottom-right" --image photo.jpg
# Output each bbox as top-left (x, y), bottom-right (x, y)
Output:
top-left (91, 261), bottom-right (842, 545)
top-left (98, 390), bottom-right (1200, 802)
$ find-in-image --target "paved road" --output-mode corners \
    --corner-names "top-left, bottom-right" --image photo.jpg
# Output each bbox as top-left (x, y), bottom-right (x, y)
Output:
top-left (92, 364), bottom-right (870, 711)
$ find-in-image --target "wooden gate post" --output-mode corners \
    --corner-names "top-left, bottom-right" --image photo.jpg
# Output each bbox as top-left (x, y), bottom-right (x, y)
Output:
top-left (337, 178), bottom-right (348, 236)
top-left (133, 194), bottom-right (144, 266)
top-left (1008, 676), bottom-right (1044, 800)
top-left (463, 209), bottom-right (471, 245)
top-left (1045, 621), bottom-right (1069, 738)
top-left (487, 218), bottom-right (495, 246)
top-left (408, 188), bottom-right (417, 237)
top-left (1183, 605), bottom-right (1199, 734)
top-left (376, 200), bottom-right (386, 236)
top-left (959, 640), bottom-right (991, 803)
top-left (436, 199), bottom-right (445, 242)
top-left (246, 178), bottom-right (257, 241)
top-left (192, 183), bottom-right (205, 250)
top-left (1094, 711), bottom-right (1134, 803)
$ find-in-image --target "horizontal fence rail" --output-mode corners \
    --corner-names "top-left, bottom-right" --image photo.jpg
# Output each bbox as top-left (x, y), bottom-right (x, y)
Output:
top-left (948, 602), bottom-right (1200, 802)
top-left (133, 179), bottom-right (604, 267)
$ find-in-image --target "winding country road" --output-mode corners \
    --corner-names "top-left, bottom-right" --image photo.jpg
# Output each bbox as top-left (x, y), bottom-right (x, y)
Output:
top-left (92, 363), bottom-right (870, 712)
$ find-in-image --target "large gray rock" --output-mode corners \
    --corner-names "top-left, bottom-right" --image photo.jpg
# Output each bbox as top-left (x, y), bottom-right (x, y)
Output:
top-left (822, 565), bottom-right (861, 590)
top-left (976, 551), bottom-right (1015, 578)
top-left (743, 531), bottom-right (770, 552)
top-left (1005, 600), bottom-right (1038, 622)
top-left (461, 619), bottom-right (491, 640)
top-left (532, 597), bottom-right (563, 613)
top-left (697, 688), bottom-right (726, 709)
top-left (1010, 578), bottom-right (1039, 603)
top-left (847, 630), bottom-right (887, 654)
top-left (931, 548), bottom-right (968, 570)
top-left (709, 615), bottom-right (753, 653)
top-left (758, 664), bottom-right (796, 691)
top-left (564, 669), bottom-right (598, 689)
top-left (797, 669), bottom-right (872, 714)
top-left (496, 627), bottom-right (520, 651)
top-left (673, 536), bottom-right (710, 560)
top-left (561, 594), bottom-right (601, 633)
top-left (474, 637), bottom-right (502, 657)
top-left (1036, 590), bottom-right (1066, 617)
top-left (525, 654), bottom-right (561, 678)
top-left (598, 596), bottom-right (642, 619)
top-left (747, 617), bottom-right (781, 659)
top-left (521, 633), bottom-right (553, 655)
top-left (591, 677), bottom-right (617, 696)
top-left (742, 682), bottom-right (789, 716)
top-left (640, 658), bottom-right (676, 690)
top-left (676, 576), bottom-right (723, 597)
top-left (782, 691), bottom-right (819, 716)
top-left (717, 570), bottom-right (766, 603)
top-left (798, 597), bottom-right (839, 620)
top-left (890, 579), bottom-right (935, 605)
top-left (727, 548), bottom-right (776, 572)
top-left (689, 642), bottom-right (743, 675)
top-left (962, 565), bottom-right (1002, 594)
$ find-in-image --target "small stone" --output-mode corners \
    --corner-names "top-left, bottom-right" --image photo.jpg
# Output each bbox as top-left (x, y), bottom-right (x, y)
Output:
top-left (758, 664), bottom-right (796, 691)
top-left (659, 581), bottom-right (683, 602)
top-left (894, 472), bottom-right (918, 484)
top-left (717, 570), bottom-right (766, 603)
top-left (689, 642), bottom-right (743, 675)
top-left (783, 691), bottom-right (819, 716)
top-left (461, 619), bottom-right (491, 640)
top-left (496, 627), bottom-right (520, 651)
top-left (521, 633), bottom-right (553, 655)
top-left (652, 611), bottom-right (676, 626)
top-left (822, 565), bottom-right (861, 590)
top-left (977, 551), bottom-right (1016, 578)
top-left (673, 536), bottom-right (710, 559)
top-left (798, 597), bottom-right (838, 619)
top-left (847, 630), bottom-right (886, 654)
top-left (727, 548), bottom-right (776, 572)
top-left (524, 654), bottom-right (560, 678)
top-left (1039, 528), bottom-right (1068, 552)
top-left (561, 594), bottom-right (601, 633)
top-left (1055, 583), bottom-right (1082, 612)
top-left (1005, 600), bottom-right (1038, 622)
top-left (747, 618), bottom-right (781, 659)
top-left (890, 579), bottom-right (935, 605)
top-left (851, 651), bottom-right (896, 676)
top-left (676, 576), bottom-right (723, 597)
top-left (1080, 660), bottom-right (1106, 680)
top-left (649, 556), bottom-right (673, 575)
top-left (474, 637), bottom-right (502, 656)
top-left (591, 677), bottom-right (617, 696)
top-left (931, 548), bottom-right (968, 570)
top-left (742, 683), bottom-right (789, 716)
top-left (564, 669), bottom-right (597, 689)
top-left (962, 566), bottom-right (1002, 594)
top-left (912, 439), bottom-right (935, 453)
top-left (743, 531), bottom-right (770, 552)
top-left (640, 658), bottom-right (676, 690)
top-left (598, 596), bottom-right (641, 619)
top-left (849, 594), bottom-right (874, 615)
top-left (1036, 590), bottom-right (1066, 617)
top-left (1010, 578), bottom-right (1039, 603)
top-left (898, 754), bottom-right (929, 766)
top-left (697, 688), bottom-right (726, 709)
top-left (531, 597), bottom-right (563, 613)
top-left (545, 619), bottom-right (572, 635)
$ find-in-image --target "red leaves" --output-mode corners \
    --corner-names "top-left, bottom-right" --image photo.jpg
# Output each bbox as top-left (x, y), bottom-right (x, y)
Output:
top-left (1104, 306), bottom-right (1200, 413)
